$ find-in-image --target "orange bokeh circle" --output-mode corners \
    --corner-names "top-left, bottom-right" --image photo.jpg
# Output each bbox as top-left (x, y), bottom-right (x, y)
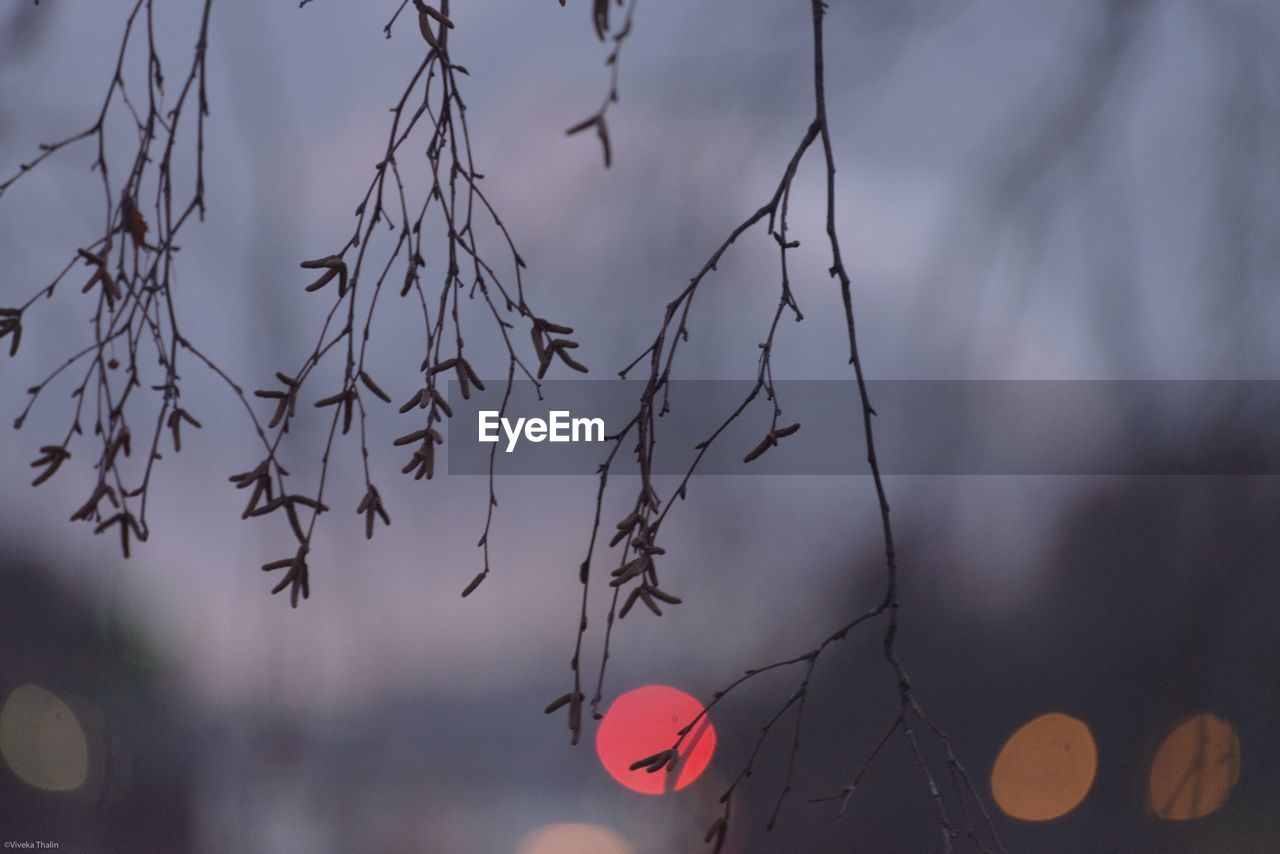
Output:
top-left (990, 712), bottom-right (1097, 822)
top-left (595, 685), bottom-right (716, 795)
top-left (1148, 713), bottom-right (1241, 821)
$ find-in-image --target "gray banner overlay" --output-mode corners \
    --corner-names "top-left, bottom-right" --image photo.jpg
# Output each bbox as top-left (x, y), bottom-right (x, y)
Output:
top-left (444, 380), bottom-right (1280, 476)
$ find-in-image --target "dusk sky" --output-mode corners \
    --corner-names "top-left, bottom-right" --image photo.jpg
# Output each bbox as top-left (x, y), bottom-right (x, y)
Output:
top-left (2, 2), bottom-right (1277, 851)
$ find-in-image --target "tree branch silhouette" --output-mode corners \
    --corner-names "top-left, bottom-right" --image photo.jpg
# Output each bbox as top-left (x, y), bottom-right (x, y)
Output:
top-left (546, 2), bottom-right (1002, 849)
top-left (0, 0), bottom-right (281, 562)
top-left (246, 0), bottom-right (584, 605)
top-left (565, 0), bottom-right (640, 168)
top-left (5, 3), bottom-right (1006, 850)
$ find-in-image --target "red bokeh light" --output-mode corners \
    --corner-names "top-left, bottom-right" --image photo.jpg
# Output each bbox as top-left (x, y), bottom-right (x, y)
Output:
top-left (595, 684), bottom-right (716, 795)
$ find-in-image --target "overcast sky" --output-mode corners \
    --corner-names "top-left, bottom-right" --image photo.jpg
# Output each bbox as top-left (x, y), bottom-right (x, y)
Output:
top-left (2, 2), bottom-right (1278, 851)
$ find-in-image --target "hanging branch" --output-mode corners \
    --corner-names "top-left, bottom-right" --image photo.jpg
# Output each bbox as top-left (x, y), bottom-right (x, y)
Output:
top-left (5, 4), bottom-right (999, 845)
top-left (3, 1), bottom-right (582, 607)
top-left (0, 0), bottom-right (291, 563)
top-left (247, 0), bottom-right (583, 605)
top-left (545, 2), bottom-right (1002, 850)
top-left (565, 0), bottom-right (639, 168)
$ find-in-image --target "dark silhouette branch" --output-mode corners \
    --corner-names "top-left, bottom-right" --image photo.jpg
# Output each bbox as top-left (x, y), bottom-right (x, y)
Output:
top-left (250, 0), bottom-right (583, 605)
top-left (0, 0), bottom-right (289, 564)
top-left (545, 2), bottom-right (1003, 849)
top-left (566, 0), bottom-right (640, 168)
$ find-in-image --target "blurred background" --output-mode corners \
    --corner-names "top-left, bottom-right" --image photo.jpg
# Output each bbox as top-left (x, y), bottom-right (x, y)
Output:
top-left (1, 0), bottom-right (1278, 851)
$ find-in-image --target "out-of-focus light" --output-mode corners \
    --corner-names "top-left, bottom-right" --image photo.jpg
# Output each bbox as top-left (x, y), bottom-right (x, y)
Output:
top-left (517, 822), bottom-right (634, 854)
top-left (990, 712), bottom-right (1096, 821)
top-left (0, 684), bottom-right (89, 792)
top-left (596, 685), bottom-right (716, 795)
top-left (1148, 713), bottom-right (1240, 821)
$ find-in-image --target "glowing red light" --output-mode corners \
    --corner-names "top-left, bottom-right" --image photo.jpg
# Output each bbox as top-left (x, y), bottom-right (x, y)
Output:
top-left (595, 684), bottom-right (716, 795)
